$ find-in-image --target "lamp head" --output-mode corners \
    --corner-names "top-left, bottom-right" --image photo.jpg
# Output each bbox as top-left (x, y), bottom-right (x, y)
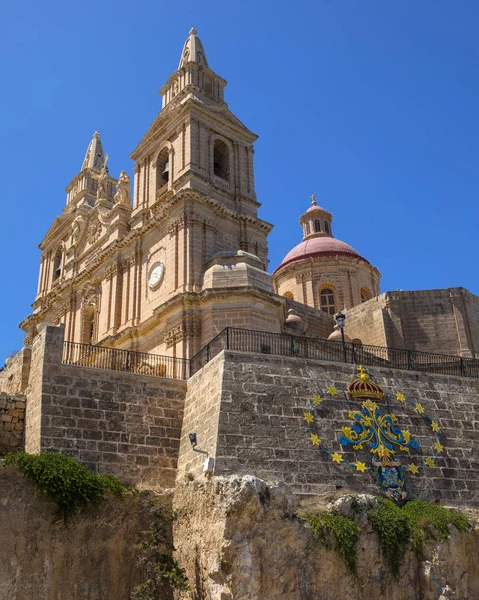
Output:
top-left (334, 311), bottom-right (346, 329)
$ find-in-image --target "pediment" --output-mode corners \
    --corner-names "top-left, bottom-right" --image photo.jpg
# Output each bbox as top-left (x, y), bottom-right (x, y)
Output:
top-left (40, 214), bottom-right (74, 250)
top-left (130, 105), bottom-right (182, 159)
top-left (211, 106), bottom-right (257, 138)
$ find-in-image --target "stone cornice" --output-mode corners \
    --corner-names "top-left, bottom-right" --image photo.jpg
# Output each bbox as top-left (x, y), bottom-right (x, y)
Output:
top-left (272, 254), bottom-right (381, 281)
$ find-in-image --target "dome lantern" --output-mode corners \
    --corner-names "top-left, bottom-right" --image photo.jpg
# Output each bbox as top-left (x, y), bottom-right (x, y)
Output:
top-left (299, 194), bottom-right (333, 239)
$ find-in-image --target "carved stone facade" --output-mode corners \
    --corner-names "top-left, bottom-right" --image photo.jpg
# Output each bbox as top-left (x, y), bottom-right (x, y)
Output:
top-left (20, 29), bottom-right (284, 359)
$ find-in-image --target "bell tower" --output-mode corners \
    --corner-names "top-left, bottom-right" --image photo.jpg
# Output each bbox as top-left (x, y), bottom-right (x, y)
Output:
top-left (21, 29), bottom-right (278, 360)
top-left (130, 28), bottom-right (267, 274)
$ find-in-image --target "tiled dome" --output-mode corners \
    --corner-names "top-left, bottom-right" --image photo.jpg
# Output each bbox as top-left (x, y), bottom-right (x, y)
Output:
top-left (275, 236), bottom-right (369, 272)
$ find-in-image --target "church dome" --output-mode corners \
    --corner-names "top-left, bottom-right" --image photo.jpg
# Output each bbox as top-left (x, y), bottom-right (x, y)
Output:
top-left (272, 195), bottom-right (381, 313)
top-left (276, 236), bottom-right (369, 271)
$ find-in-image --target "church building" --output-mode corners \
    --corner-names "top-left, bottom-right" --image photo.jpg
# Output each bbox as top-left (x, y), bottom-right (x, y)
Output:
top-left (18, 29), bottom-right (479, 363)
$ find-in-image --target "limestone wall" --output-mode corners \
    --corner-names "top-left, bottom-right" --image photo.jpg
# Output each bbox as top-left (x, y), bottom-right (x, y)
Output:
top-left (343, 295), bottom-right (389, 346)
top-left (0, 393), bottom-right (25, 455)
top-left (178, 350), bottom-right (479, 506)
top-left (177, 354), bottom-right (224, 481)
top-left (26, 325), bottom-right (186, 488)
top-left (0, 347), bottom-right (31, 395)
top-left (345, 288), bottom-right (479, 357)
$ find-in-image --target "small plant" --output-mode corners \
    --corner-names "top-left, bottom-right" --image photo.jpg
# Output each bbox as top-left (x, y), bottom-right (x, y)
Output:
top-left (368, 498), bottom-right (471, 577)
top-left (4, 451), bottom-right (128, 524)
top-left (302, 511), bottom-right (360, 575)
top-left (132, 497), bottom-right (189, 600)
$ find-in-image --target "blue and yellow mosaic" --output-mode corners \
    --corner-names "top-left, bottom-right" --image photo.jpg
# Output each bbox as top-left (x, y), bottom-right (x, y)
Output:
top-left (304, 366), bottom-right (443, 502)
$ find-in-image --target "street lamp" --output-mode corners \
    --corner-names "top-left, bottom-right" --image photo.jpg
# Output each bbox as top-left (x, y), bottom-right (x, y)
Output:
top-left (334, 311), bottom-right (347, 363)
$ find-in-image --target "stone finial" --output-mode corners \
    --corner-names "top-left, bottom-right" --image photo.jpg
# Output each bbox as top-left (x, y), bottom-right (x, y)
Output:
top-left (82, 131), bottom-right (106, 173)
top-left (285, 309), bottom-right (306, 334)
top-left (311, 193), bottom-right (317, 206)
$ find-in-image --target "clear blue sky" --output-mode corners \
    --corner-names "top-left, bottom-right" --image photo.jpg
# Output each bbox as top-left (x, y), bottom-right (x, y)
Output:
top-left (1, 0), bottom-right (478, 359)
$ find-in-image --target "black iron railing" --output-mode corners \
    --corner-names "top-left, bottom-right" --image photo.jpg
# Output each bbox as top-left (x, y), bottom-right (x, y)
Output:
top-left (189, 327), bottom-right (479, 379)
top-left (62, 341), bottom-right (189, 380)
top-left (62, 329), bottom-right (479, 381)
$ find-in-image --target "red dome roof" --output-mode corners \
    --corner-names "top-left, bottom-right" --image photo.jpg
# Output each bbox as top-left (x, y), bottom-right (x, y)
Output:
top-left (275, 236), bottom-right (369, 272)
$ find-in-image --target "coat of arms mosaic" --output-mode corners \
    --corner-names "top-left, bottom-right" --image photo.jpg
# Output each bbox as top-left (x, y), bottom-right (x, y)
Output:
top-left (304, 366), bottom-right (444, 502)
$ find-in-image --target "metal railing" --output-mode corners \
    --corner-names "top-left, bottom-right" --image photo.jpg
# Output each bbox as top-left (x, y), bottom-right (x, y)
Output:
top-left (189, 327), bottom-right (479, 379)
top-left (62, 329), bottom-right (479, 381)
top-left (62, 341), bottom-right (189, 380)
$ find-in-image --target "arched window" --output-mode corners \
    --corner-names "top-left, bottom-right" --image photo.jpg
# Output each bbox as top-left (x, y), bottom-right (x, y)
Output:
top-left (314, 220), bottom-right (321, 233)
top-left (283, 291), bottom-right (294, 300)
top-left (52, 248), bottom-right (62, 282)
top-left (305, 222), bottom-right (311, 235)
top-left (213, 140), bottom-right (229, 180)
top-left (324, 221), bottom-right (330, 234)
top-left (320, 288), bottom-right (336, 315)
top-left (360, 287), bottom-right (372, 303)
top-left (82, 306), bottom-right (95, 345)
top-left (156, 149), bottom-right (169, 189)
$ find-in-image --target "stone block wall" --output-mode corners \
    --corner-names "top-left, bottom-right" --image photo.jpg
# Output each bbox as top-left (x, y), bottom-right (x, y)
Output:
top-left (0, 347), bottom-right (31, 395)
top-left (178, 350), bottom-right (479, 506)
top-left (25, 325), bottom-right (186, 488)
top-left (344, 295), bottom-right (389, 347)
top-left (176, 354), bottom-right (224, 480)
top-left (345, 288), bottom-right (479, 358)
top-left (0, 393), bottom-right (26, 455)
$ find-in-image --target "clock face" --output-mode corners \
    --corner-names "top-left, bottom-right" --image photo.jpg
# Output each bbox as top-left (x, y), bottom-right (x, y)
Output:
top-left (148, 262), bottom-right (165, 289)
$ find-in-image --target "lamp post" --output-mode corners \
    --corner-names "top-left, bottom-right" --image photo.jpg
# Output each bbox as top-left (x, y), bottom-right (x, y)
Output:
top-left (335, 311), bottom-right (347, 363)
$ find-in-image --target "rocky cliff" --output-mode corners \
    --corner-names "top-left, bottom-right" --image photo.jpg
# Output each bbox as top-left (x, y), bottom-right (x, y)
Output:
top-left (173, 476), bottom-right (479, 600)
top-left (0, 467), bottom-right (144, 600)
top-left (0, 467), bottom-right (477, 600)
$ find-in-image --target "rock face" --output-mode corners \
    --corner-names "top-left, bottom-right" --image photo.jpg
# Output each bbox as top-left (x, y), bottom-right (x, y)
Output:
top-left (1, 467), bottom-right (478, 600)
top-left (0, 467), bottom-right (144, 600)
top-left (173, 475), bottom-right (479, 600)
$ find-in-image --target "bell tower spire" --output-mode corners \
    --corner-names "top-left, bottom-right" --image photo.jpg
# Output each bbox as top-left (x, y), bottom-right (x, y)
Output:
top-left (179, 27), bottom-right (209, 69)
top-left (65, 131), bottom-right (116, 208)
top-left (159, 27), bottom-right (227, 109)
top-left (81, 131), bottom-right (105, 172)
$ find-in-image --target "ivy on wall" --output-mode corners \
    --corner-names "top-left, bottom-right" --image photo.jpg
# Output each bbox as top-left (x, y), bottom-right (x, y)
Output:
top-left (4, 451), bottom-right (128, 523)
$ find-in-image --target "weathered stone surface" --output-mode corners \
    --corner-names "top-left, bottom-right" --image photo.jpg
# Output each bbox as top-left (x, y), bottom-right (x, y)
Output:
top-left (0, 393), bottom-right (25, 455)
top-left (173, 475), bottom-right (479, 600)
top-left (24, 325), bottom-right (186, 488)
top-left (178, 350), bottom-right (479, 506)
top-left (0, 467), bottom-right (143, 600)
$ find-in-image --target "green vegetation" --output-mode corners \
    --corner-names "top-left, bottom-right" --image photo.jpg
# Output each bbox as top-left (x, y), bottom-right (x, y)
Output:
top-left (302, 512), bottom-right (360, 575)
top-left (132, 497), bottom-right (189, 600)
top-left (369, 498), bottom-right (471, 577)
top-left (4, 451), bottom-right (128, 524)
top-left (302, 496), bottom-right (471, 578)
